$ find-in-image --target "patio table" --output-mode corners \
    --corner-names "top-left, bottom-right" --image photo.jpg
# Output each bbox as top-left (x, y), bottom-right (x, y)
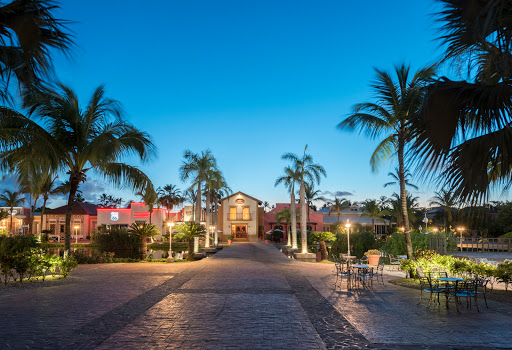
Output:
top-left (352, 264), bottom-right (370, 269)
top-left (439, 277), bottom-right (465, 308)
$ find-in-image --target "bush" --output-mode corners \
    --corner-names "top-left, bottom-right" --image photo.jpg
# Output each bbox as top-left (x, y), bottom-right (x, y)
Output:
top-left (59, 256), bottom-right (78, 277)
top-left (495, 261), bottom-right (512, 291)
top-left (328, 232), bottom-right (379, 259)
top-left (95, 229), bottom-right (141, 258)
top-left (71, 249), bottom-right (116, 264)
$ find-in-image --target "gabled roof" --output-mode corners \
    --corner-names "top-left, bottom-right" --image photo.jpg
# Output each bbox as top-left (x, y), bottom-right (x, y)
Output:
top-left (220, 191), bottom-right (262, 205)
top-left (45, 202), bottom-right (98, 216)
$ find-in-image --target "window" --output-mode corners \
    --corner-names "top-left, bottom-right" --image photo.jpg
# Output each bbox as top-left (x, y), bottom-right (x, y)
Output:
top-left (229, 207), bottom-right (237, 220)
top-left (242, 207), bottom-right (250, 220)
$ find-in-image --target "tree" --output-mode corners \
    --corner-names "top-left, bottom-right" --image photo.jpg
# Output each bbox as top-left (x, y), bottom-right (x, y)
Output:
top-left (429, 189), bottom-right (458, 233)
top-left (0, 0), bottom-right (73, 103)
top-left (0, 84), bottom-right (155, 255)
top-left (389, 193), bottom-right (419, 228)
top-left (275, 165), bottom-right (300, 248)
top-left (383, 168), bottom-right (418, 190)
top-left (329, 197), bottom-right (351, 224)
top-left (157, 184), bottom-right (184, 220)
top-left (179, 150), bottom-right (217, 225)
top-left (0, 189), bottom-right (24, 233)
top-left (338, 64), bottom-right (436, 259)
top-left (174, 222), bottom-right (206, 260)
top-left (184, 188), bottom-right (197, 220)
top-left (137, 184), bottom-right (157, 224)
top-left (274, 207), bottom-right (298, 245)
top-left (302, 182), bottom-right (325, 222)
top-left (97, 193), bottom-right (123, 208)
top-left (203, 170), bottom-right (230, 246)
top-left (38, 173), bottom-right (58, 234)
top-left (414, 1), bottom-right (512, 204)
top-left (311, 231), bottom-right (336, 261)
top-left (361, 199), bottom-right (389, 234)
top-left (128, 222), bottom-right (159, 260)
top-left (282, 145), bottom-right (326, 253)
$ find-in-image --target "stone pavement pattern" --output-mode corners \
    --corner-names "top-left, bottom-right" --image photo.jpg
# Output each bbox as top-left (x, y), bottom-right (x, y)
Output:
top-left (1, 243), bottom-right (512, 349)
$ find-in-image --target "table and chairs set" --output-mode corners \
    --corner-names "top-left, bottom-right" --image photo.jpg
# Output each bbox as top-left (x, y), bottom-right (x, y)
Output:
top-left (417, 267), bottom-right (489, 312)
top-left (333, 255), bottom-right (385, 290)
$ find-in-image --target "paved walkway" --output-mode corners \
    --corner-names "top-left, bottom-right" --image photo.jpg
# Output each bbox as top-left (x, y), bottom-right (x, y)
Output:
top-left (1, 243), bottom-right (511, 349)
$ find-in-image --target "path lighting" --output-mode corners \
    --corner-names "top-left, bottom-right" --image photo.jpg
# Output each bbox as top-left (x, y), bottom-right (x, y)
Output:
top-left (167, 222), bottom-right (175, 263)
top-left (345, 220), bottom-right (351, 257)
top-left (400, 227), bottom-right (405, 232)
top-left (432, 227), bottom-right (438, 233)
top-left (457, 227), bottom-right (465, 252)
top-left (74, 225), bottom-right (79, 244)
top-left (209, 225), bottom-right (216, 246)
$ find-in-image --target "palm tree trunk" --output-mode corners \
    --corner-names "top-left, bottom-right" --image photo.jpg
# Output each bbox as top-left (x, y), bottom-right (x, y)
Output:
top-left (141, 238), bottom-right (148, 259)
top-left (398, 140), bottom-right (413, 259)
top-left (30, 195), bottom-right (39, 235)
top-left (300, 178), bottom-right (307, 253)
top-left (41, 196), bottom-right (48, 235)
top-left (205, 193), bottom-right (211, 247)
top-left (214, 201), bottom-right (219, 245)
top-left (64, 176), bottom-right (80, 257)
top-left (290, 185), bottom-right (297, 249)
top-left (195, 179), bottom-right (202, 225)
top-left (320, 240), bottom-right (328, 261)
top-left (287, 222), bottom-right (291, 246)
top-left (9, 206), bottom-right (13, 235)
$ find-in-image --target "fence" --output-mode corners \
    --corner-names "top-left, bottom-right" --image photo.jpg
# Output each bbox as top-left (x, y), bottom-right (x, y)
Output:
top-left (430, 236), bottom-right (512, 253)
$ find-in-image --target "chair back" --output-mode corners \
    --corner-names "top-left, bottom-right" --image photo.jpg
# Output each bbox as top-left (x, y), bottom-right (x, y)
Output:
top-left (416, 266), bottom-right (426, 278)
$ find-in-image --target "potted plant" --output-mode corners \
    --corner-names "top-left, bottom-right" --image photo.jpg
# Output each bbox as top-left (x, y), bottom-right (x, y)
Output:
top-left (227, 235), bottom-right (233, 245)
top-left (264, 233), bottom-right (272, 244)
top-left (364, 249), bottom-right (381, 265)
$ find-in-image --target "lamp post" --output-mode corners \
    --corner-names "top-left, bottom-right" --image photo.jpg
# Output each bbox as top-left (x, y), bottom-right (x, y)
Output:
top-left (422, 213), bottom-right (428, 233)
top-left (74, 225), bottom-right (79, 244)
top-left (345, 220), bottom-right (351, 257)
top-left (167, 222), bottom-right (175, 263)
top-left (457, 227), bottom-right (465, 252)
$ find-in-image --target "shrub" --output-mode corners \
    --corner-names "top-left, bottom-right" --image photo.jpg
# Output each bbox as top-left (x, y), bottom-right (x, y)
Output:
top-left (95, 229), bottom-right (141, 258)
top-left (328, 232), bottom-right (378, 259)
top-left (364, 249), bottom-right (381, 256)
top-left (59, 256), bottom-right (78, 277)
top-left (495, 261), bottom-right (512, 291)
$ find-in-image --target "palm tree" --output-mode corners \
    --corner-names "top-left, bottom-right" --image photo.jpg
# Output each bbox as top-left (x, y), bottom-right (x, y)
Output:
top-left (38, 173), bottom-right (58, 234)
top-left (0, 0), bottom-right (73, 103)
top-left (274, 207), bottom-right (298, 246)
top-left (414, 1), bottom-right (512, 204)
top-left (97, 193), bottom-right (123, 208)
top-left (0, 189), bottom-right (24, 233)
top-left (361, 199), bottom-right (389, 234)
top-left (429, 189), bottom-right (458, 233)
top-left (128, 222), bottom-right (159, 260)
top-left (174, 222), bottom-right (206, 260)
top-left (389, 193), bottom-right (419, 228)
top-left (302, 182), bottom-right (325, 222)
top-left (275, 165), bottom-right (300, 248)
top-left (157, 184), bottom-right (184, 220)
top-left (179, 150), bottom-right (217, 225)
top-left (0, 84), bottom-right (155, 255)
top-left (338, 64), bottom-right (436, 259)
top-left (184, 188), bottom-right (197, 221)
top-left (383, 168), bottom-right (419, 190)
top-left (137, 185), bottom-right (158, 224)
top-left (205, 171), bottom-right (230, 246)
top-left (282, 145), bottom-right (326, 253)
top-left (329, 197), bottom-right (350, 224)
top-left (202, 168), bottom-right (224, 247)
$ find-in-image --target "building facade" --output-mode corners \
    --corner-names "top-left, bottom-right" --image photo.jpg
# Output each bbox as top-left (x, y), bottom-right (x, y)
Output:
top-left (217, 192), bottom-right (264, 242)
top-left (0, 207), bottom-right (31, 234)
top-left (317, 204), bottom-right (392, 235)
top-left (263, 203), bottom-right (324, 242)
top-left (43, 202), bottom-right (98, 241)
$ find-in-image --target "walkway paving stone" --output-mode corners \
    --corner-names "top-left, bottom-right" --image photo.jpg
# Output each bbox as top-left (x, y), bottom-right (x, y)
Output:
top-left (1, 242), bottom-right (511, 349)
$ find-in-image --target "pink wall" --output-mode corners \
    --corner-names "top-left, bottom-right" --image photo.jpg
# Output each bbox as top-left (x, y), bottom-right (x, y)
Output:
top-left (263, 203), bottom-right (323, 241)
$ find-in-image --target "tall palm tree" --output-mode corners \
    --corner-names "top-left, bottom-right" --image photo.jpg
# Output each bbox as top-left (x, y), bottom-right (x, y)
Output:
top-left (302, 182), bottom-right (325, 222)
top-left (38, 173), bottom-right (58, 234)
top-left (429, 189), bottom-right (458, 233)
top-left (0, 84), bottom-right (155, 254)
top-left (0, 189), bottom-right (24, 233)
top-left (137, 184), bottom-right (157, 224)
top-left (383, 167), bottom-right (419, 190)
top-left (414, 1), bottom-right (512, 204)
top-left (205, 171), bottom-right (230, 246)
top-left (361, 199), bottom-right (389, 234)
top-left (389, 192), bottom-right (419, 228)
top-left (0, 0), bottom-right (73, 103)
top-left (338, 64), bottom-right (436, 259)
top-left (329, 197), bottom-right (350, 224)
top-left (275, 165), bottom-right (300, 248)
top-left (158, 184), bottom-right (184, 220)
top-left (179, 150), bottom-right (217, 225)
top-left (184, 188), bottom-right (197, 221)
top-left (202, 168), bottom-right (224, 247)
top-left (282, 145), bottom-right (326, 253)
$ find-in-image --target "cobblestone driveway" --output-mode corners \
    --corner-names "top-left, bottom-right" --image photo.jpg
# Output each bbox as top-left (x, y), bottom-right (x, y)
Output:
top-left (1, 243), bottom-right (511, 349)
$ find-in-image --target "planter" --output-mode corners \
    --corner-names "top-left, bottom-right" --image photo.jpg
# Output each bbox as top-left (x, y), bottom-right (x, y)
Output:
top-left (367, 255), bottom-right (380, 265)
top-left (227, 240), bottom-right (232, 245)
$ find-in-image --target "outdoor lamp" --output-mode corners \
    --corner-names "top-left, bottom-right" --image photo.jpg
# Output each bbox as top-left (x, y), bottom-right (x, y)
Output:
top-left (457, 227), bottom-right (465, 251)
top-left (167, 222), bottom-right (175, 263)
top-left (74, 225), bottom-right (80, 244)
top-left (345, 220), bottom-right (351, 257)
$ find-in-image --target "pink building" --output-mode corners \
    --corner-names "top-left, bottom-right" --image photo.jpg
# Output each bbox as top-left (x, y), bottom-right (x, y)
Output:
top-left (263, 203), bottom-right (324, 242)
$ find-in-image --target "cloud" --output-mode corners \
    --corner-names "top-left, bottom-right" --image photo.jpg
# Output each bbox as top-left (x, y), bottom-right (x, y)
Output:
top-left (321, 190), bottom-right (353, 198)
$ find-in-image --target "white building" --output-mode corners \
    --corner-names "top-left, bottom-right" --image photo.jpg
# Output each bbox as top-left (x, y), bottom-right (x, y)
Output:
top-left (217, 191), bottom-right (264, 242)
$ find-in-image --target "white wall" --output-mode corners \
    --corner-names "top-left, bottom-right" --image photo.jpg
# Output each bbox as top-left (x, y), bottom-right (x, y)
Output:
top-left (221, 193), bottom-right (258, 241)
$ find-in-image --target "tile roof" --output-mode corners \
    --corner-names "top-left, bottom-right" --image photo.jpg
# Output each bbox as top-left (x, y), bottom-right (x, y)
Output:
top-left (45, 202), bottom-right (98, 216)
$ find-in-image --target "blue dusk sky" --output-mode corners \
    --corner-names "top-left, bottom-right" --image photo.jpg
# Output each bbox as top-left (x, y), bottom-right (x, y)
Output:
top-left (26, 0), bottom-right (495, 208)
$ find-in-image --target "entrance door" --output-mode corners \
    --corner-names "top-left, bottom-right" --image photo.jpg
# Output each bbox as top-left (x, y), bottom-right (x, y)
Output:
top-left (232, 225), bottom-right (247, 239)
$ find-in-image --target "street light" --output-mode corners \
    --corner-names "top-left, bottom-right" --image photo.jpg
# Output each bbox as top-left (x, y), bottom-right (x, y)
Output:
top-left (422, 213), bottom-right (429, 232)
top-left (74, 225), bottom-right (79, 244)
top-left (457, 227), bottom-right (465, 251)
top-left (345, 220), bottom-right (351, 257)
top-left (167, 222), bottom-right (175, 263)
top-left (209, 225), bottom-right (216, 246)
top-left (432, 227), bottom-right (438, 233)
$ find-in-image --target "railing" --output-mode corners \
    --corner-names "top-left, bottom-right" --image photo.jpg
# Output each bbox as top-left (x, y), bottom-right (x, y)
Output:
top-left (227, 213), bottom-right (251, 220)
top-left (430, 236), bottom-right (512, 253)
